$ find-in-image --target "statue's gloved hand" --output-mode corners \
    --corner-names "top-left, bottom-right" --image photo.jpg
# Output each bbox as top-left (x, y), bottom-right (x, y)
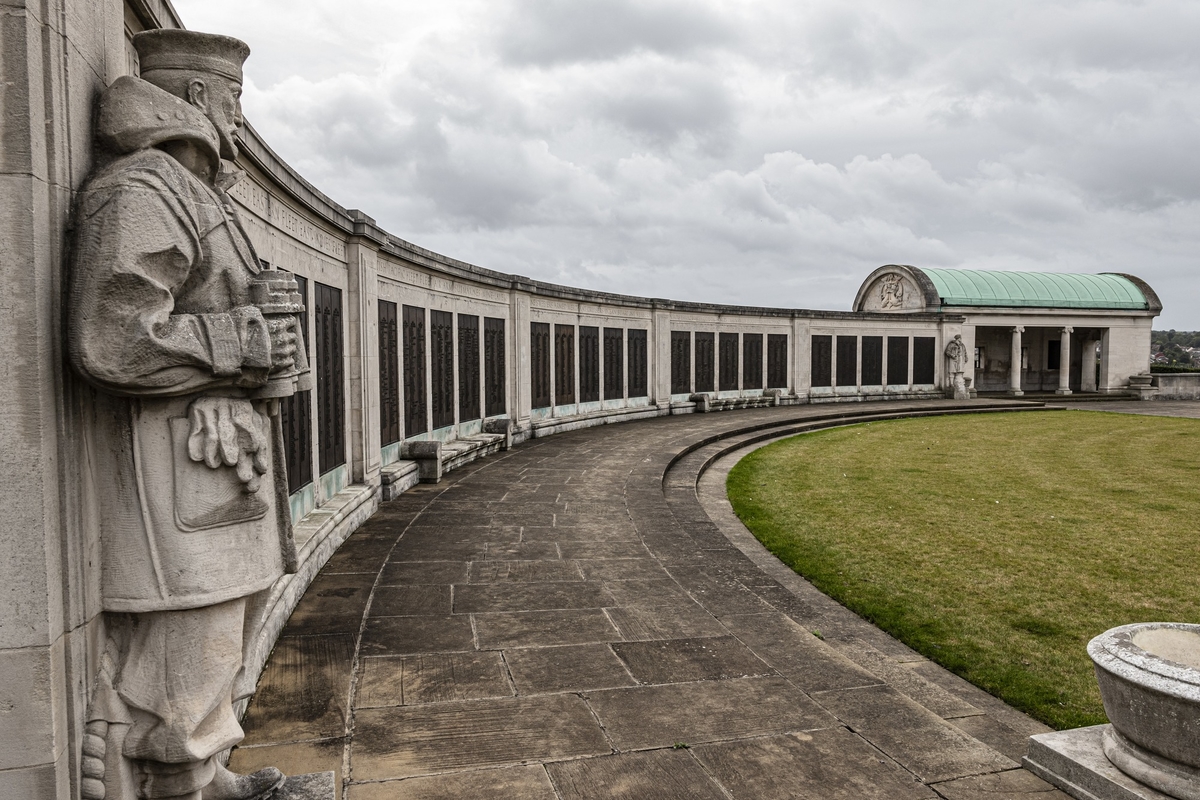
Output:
top-left (186, 397), bottom-right (270, 493)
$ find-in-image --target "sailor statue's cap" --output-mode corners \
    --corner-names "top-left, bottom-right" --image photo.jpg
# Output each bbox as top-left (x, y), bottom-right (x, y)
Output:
top-left (132, 29), bottom-right (250, 84)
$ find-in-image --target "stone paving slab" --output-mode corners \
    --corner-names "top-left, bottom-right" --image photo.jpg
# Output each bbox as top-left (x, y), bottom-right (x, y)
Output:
top-left (234, 400), bottom-right (1072, 799)
top-left (692, 728), bottom-right (938, 799)
top-left (346, 765), bottom-right (558, 800)
top-left (351, 695), bottom-right (610, 780)
top-left (546, 749), bottom-right (728, 799)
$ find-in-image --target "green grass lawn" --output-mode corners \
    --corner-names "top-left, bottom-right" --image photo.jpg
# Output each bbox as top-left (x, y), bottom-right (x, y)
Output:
top-left (726, 410), bottom-right (1200, 730)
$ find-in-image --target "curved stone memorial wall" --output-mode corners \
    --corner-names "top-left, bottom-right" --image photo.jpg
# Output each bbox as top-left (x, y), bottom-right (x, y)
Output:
top-left (0, 2), bottom-right (1161, 798)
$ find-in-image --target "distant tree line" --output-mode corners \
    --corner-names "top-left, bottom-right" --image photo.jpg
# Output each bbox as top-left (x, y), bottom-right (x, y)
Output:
top-left (1151, 331), bottom-right (1200, 368)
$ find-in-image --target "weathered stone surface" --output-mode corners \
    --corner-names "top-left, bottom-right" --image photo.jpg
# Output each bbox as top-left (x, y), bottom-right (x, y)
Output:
top-left (285, 573), bottom-right (375, 635)
top-left (468, 560), bottom-right (584, 583)
top-left (453, 582), bottom-right (613, 613)
top-left (352, 695), bottom-right (609, 780)
top-left (380, 560), bottom-right (469, 585)
top-left (355, 652), bottom-right (511, 707)
top-left (346, 765), bottom-right (557, 799)
top-left (546, 749), bottom-right (728, 799)
top-left (932, 768), bottom-right (1071, 799)
top-left (482, 541), bottom-right (561, 560)
top-left (692, 728), bottom-right (936, 799)
top-left (835, 639), bottom-right (981, 719)
top-left (388, 538), bottom-right (488, 562)
top-left (587, 676), bottom-right (837, 750)
top-left (670, 565), bottom-right (776, 615)
top-left (611, 635), bottom-right (774, 684)
top-left (368, 584), bottom-right (452, 617)
top-left (503, 644), bottom-right (637, 694)
top-left (473, 609), bottom-right (620, 648)
top-left (1089, 622), bottom-right (1200, 790)
top-left (0, 645), bottom-right (59, 772)
top-left (577, 559), bottom-right (670, 582)
top-left (600, 579), bottom-right (698, 608)
top-left (949, 712), bottom-right (1033, 762)
top-left (229, 740), bottom-right (344, 800)
top-left (240, 635), bottom-right (354, 745)
top-left (605, 605), bottom-right (727, 641)
top-left (723, 612), bottom-right (883, 693)
top-left (1025, 725), bottom-right (1179, 800)
top-left (556, 541), bottom-right (649, 559)
top-left (359, 616), bottom-right (475, 656)
top-left (813, 685), bottom-right (1016, 783)
top-left (273, 771), bottom-right (337, 800)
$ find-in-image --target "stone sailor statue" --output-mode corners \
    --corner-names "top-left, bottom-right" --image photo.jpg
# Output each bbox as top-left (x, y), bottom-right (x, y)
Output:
top-left (68, 29), bottom-right (309, 800)
top-left (944, 334), bottom-right (970, 400)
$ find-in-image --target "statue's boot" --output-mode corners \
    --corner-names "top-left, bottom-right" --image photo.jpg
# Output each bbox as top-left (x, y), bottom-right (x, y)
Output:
top-left (201, 763), bottom-right (285, 800)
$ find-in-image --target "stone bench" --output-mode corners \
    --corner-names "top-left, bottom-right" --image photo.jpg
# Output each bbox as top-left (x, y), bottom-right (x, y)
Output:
top-left (689, 389), bottom-right (786, 413)
top-left (380, 419), bottom-right (513, 498)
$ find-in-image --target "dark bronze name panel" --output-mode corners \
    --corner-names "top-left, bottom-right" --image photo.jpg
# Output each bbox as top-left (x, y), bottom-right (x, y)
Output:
top-left (485, 316), bottom-right (506, 417)
top-left (282, 274), bottom-right (312, 493)
top-left (378, 299), bottom-right (400, 446)
top-left (531, 322), bottom-right (551, 410)
top-left (627, 329), bottom-right (648, 398)
top-left (431, 310), bottom-right (454, 430)
top-left (719, 332), bottom-right (739, 391)
top-left (811, 334), bottom-right (832, 388)
top-left (695, 332), bottom-right (715, 393)
top-left (403, 304), bottom-right (427, 436)
top-left (315, 281), bottom-right (345, 473)
top-left (671, 331), bottom-right (691, 394)
top-left (767, 333), bottom-right (787, 389)
top-left (580, 326), bottom-right (600, 403)
top-left (743, 333), bottom-right (763, 390)
top-left (603, 327), bottom-right (623, 400)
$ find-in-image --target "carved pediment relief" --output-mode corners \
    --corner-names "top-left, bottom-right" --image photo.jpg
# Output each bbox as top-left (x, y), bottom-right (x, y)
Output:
top-left (861, 272), bottom-right (922, 312)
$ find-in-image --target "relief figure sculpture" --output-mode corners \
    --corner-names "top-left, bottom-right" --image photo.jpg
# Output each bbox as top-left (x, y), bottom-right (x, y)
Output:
top-left (880, 272), bottom-right (905, 309)
top-left (68, 29), bottom-right (310, 800)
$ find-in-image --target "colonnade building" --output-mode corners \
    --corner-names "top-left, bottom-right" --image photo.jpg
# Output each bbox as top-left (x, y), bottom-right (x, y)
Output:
top-left (0, 1), bottom-right (1160, 797)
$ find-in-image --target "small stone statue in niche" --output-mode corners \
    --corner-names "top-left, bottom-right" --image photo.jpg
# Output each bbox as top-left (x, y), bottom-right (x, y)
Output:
top-left (69, 29), bottom-right (310, 800)
top-left (944, 334), bottom-right (970, 400)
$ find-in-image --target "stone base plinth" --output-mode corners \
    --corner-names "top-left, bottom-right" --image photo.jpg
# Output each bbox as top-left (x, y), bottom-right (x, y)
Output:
top-left (276, 771), bottom-right (336, 799)
top-left (1023, 725), bottom-right (1176, 800)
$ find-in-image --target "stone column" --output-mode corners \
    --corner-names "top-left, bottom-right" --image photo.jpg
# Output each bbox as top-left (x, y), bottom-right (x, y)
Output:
top-left (511, 289), bottom-right (531, 432)
top-left (1010, 326), bottom-right (1024, 396)
top-left (1080, 338), bottom-right (1098, 392)
top-left (346, 213), bottom-right (384, 487)
top-left (793, 318), bottom-right (810, 400)
top-left (652, 307), bottom-right (672, 408)
top-left (1056, 326), bottom-right (1073, 396)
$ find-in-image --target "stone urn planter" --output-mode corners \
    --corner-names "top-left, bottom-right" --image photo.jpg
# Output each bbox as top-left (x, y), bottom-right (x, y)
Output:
top-left (1088, 622), bottom-right (1200, 799)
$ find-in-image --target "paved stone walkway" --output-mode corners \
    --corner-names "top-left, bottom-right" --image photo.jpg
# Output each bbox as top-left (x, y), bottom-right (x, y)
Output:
top-left (1053, 399), bottom-right (1200, 418)
top-left (231, 400), bottom-right (1075, 799)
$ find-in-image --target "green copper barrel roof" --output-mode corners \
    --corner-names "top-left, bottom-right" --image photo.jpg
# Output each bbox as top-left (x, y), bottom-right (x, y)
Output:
top-left (919, 268), bottom-right (1149, 310)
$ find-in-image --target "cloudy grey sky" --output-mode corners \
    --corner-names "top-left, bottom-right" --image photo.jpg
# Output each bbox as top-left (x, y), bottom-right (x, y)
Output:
top-left (174, 0), bottom-right (1200, 328)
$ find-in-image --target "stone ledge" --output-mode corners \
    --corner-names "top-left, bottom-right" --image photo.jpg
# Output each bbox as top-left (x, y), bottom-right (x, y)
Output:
top-left (1024, 725), bottom-right (1176, 800)
top-left (237, 483), bottom-right (380, 719)
top-left (531, 404), bottom-right (667, 437)
top-left (380, 460), bottom-right (419, 501)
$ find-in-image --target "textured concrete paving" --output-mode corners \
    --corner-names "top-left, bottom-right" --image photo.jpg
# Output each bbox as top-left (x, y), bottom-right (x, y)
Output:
top-left (231, 401), bottom-right (1073, 799)
top-left (1052, 399), bottom-right (1200, 419)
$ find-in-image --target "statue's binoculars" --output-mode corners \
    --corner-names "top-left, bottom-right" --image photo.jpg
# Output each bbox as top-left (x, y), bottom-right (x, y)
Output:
top-left (250, 269), bottom-right (315, 398)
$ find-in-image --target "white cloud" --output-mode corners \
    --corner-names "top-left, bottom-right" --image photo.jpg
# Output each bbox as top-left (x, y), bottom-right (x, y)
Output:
top-left (176, 0), bottom-right (1200, 326)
